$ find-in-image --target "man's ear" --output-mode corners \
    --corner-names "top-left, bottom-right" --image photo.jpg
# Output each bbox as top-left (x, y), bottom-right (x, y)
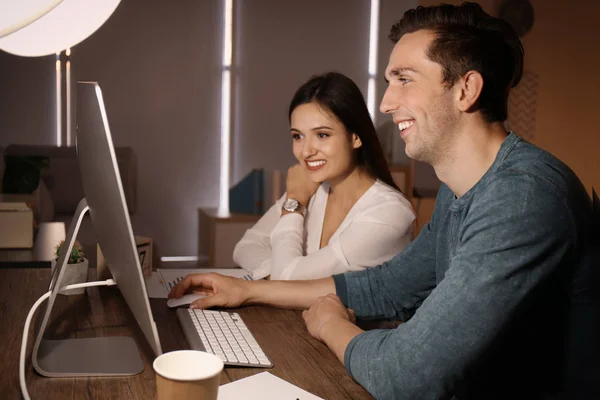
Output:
top-left (352, 133), bottom-right (362, 149)
top-left (457, 70), bottom-right (484, 112)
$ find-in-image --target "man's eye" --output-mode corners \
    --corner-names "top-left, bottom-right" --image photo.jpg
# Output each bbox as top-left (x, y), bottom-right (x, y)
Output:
top-left (400, 78), bottom-right (410, 85)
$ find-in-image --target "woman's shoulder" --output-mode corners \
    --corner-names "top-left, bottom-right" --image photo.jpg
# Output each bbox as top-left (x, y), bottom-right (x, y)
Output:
top-left (369, 180), bottom-right (413, 206)
top-left (349, 180), bottom-right (415, 223)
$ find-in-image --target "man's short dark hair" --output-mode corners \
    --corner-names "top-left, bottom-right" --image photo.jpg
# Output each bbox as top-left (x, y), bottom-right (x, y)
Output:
top-left (389, 2), bottom-right (524, 122)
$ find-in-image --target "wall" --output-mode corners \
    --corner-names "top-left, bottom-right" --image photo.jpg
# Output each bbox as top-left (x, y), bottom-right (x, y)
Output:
top-left (418, 0), bottom-right (600, 193)
top-left (0, 53), bottom-right (56, 146)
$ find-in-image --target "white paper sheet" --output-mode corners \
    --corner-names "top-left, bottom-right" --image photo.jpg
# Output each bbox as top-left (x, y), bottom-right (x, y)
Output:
top-left (145, 268), bottom-right (253, 298)
top-left (218, 372), bottom-right (324, 400)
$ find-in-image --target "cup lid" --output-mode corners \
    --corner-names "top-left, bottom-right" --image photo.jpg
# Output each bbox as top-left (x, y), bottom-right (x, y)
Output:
top-left (153, 350), bottom-right (223, 381)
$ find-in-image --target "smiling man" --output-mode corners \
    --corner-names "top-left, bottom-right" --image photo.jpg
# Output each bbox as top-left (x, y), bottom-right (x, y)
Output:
top-left (171, 3), bottom-right (599, 399)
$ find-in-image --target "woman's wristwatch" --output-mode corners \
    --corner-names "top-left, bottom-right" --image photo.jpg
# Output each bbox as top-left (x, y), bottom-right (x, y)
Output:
top-left (282, 198), bottom-right (306, 215)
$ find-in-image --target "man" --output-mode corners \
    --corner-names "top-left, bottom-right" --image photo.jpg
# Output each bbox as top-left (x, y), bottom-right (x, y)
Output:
top-left (171, 3), bottom-right (599, 399)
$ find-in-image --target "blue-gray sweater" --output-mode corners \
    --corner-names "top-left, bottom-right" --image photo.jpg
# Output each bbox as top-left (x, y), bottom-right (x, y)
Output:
top-left (333, 133), bottom-right (599, 399)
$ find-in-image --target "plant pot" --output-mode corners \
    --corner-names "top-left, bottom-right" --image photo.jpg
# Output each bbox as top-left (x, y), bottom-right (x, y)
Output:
top-left (50, 257), bottom-right (89, 295)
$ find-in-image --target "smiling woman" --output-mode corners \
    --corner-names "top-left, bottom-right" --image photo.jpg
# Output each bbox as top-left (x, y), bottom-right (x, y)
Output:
top-left (233, 72), bottom-right (416, 280)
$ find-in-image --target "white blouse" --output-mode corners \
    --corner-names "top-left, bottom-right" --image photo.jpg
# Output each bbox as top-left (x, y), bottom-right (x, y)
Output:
top-left (232, 180), bottom-right (416, 280)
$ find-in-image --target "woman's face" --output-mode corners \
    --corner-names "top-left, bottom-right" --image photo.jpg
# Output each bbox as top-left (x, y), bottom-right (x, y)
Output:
top-left (290, 101), bottom-right (362, 183)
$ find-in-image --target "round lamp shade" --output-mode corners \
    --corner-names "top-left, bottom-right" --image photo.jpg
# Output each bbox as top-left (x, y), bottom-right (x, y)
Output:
top-left (0, 0), bottom-right (61, 38)
top-left (0, 0), bottom-right (121, 57)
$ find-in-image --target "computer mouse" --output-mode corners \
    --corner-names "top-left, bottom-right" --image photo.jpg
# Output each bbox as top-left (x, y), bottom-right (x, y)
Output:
top-left (166, 293), bottom-right (205, 308)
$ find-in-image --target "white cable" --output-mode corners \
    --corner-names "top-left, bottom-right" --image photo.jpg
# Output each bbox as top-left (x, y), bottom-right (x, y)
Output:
top-left (19, 278), bottom-right (117, 400)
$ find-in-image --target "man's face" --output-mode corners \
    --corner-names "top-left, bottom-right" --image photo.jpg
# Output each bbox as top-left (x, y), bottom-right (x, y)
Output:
top-left (380, 29), bottom-right (460, 165)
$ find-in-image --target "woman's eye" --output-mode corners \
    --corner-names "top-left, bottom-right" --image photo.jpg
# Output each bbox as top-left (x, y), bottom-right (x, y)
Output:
top-left (291, 133), bottom-right (302, 140)
top-left (317, 132), bottom-right (329, 138)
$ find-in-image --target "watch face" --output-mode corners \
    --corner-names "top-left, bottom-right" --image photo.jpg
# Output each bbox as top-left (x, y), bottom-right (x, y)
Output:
top-left (283, 198), bottom-right (300, 211)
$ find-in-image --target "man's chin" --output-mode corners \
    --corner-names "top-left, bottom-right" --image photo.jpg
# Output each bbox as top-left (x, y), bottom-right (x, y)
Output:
top-left (404, 147), bottom-right (418, 160)
top-left (405, 148), bottom-right (426, 163)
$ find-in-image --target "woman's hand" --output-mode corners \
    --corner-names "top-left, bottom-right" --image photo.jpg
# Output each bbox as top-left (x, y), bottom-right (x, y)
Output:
top-left (286, 164), bottom-right (320, 206)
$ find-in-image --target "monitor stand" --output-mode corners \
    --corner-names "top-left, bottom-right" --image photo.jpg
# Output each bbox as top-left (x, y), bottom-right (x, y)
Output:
top-left (31, 198), bottom-right (144, 377)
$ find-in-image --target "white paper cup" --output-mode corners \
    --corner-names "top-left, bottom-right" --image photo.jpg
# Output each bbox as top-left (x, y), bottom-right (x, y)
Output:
top-left (153, 350), bottom-right (223, 400)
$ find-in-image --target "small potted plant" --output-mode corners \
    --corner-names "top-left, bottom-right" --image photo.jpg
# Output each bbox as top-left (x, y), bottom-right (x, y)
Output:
top-left (52, 240), bottom-right (89, 295)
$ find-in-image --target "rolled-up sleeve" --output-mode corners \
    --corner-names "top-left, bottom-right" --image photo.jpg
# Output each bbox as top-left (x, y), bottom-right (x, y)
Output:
top-left (232, 197), bottom-right (284, 279)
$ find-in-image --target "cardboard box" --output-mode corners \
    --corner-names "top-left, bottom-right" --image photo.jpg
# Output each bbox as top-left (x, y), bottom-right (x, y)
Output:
top-left (0, 195), bottom-right (34, 248)
top-left (97, 235), bottom-right (153, 280)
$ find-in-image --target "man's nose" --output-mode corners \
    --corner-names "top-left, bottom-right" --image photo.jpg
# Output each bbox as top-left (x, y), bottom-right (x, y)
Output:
top-left (379, 85), bottom-right (397, 115)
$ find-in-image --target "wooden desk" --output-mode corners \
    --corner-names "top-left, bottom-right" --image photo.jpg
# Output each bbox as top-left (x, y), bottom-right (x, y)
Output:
top-left (0, 268), bottom-right (372, 399)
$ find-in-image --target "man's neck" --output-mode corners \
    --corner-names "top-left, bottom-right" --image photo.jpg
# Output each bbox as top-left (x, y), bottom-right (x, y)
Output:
top-left (434, 122), bottom-right (508, 198)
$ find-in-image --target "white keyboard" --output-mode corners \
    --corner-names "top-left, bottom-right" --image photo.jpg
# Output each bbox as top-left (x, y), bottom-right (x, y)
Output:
top-left (176, 308), bottom-right (273, 368)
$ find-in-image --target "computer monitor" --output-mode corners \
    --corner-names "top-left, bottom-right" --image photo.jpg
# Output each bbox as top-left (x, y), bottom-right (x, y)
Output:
top-left (31, 82), bottom-right (162, 377)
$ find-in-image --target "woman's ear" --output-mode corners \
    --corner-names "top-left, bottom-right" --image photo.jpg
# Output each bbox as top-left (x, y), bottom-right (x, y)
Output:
top-left (352, 133), bottom-right (363, 149)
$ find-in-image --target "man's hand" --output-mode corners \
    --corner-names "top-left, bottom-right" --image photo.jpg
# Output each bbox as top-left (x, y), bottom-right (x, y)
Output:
top-left (302, 293), bottom-right (356, 341)
top-left (168, 273), bottom-right (251, 309)
top-left (286, 164), bottom-right (320, 206)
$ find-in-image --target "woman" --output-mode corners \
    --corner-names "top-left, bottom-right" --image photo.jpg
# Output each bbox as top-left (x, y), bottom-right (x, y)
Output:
top-left (234, 72), bottom-right (415, 280)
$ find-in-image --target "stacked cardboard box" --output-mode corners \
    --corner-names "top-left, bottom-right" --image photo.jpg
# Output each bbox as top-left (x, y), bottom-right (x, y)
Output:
top-left (0, 195), bottom-right (33, 248)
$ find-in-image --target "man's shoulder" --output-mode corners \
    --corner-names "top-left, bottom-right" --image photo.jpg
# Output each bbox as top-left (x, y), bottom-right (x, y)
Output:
top-left (467, 141), bottom-right (591, 232)
top-left (485, 138), bottom-right (587, 207)
top-left (498, 138), bottom-right (579, 191)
